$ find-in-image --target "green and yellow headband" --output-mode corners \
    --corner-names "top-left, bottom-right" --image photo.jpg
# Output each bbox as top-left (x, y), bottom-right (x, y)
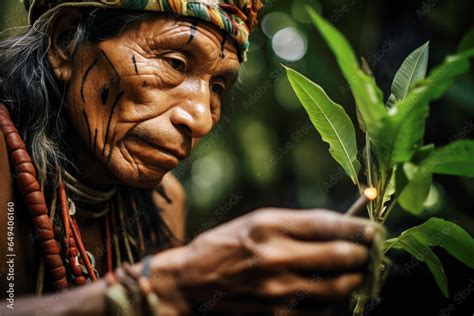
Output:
top-left (24, 0), bottom-right (266, 61)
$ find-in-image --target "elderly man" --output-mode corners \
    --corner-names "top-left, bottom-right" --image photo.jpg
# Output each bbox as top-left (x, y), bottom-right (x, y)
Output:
top-left (0, 1), bottom-right (380, 315)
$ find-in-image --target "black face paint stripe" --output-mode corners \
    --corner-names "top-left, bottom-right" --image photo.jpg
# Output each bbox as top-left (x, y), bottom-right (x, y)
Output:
top-left (80, 58), bottom-right (98, 103)
top-left (220, 34), bottom-right (227, 58)
top-left (82, 110), bottom-right (92, 146)
top-left (100, 49), bottom-right (120, 84)
top-left (156, 185), bottom-right (173, 204)
top-left (93, 129), bottom-right (98, 154)
top-left (186, 19), bottom-right (199, 45)
top-left (102, 90), bottom-right (125, 156)
top-left (132, 55), bottom-right (139, 74)
top-left (106, 134), bottom-right (116, 164)
top-left (101, 85), bottom-right (109, 105)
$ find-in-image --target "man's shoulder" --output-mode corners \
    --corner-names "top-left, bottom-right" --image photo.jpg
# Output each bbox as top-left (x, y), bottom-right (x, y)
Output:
top-left (0, 116), bottom-right (14, 204)
top-left (0, 117), bottom-right (40, 295)
top-left (0, 124), bottom-right (13, 188)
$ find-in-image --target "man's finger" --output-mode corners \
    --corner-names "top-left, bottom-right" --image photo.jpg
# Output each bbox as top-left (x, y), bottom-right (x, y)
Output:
top-left (251, 209), bottom-right (382, 243)
top-left (255, 272), bottom-right (364, 300)
top-left (252, 238), bottom-right (370, 271)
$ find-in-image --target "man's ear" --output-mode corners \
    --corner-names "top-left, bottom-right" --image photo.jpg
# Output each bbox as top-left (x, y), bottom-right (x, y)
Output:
top-left (47, 8), bottom-right (84, 82)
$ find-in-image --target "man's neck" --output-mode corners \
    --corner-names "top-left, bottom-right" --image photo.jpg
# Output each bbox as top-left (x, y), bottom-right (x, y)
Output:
top-left (64, 127), bottom-right (117, 190)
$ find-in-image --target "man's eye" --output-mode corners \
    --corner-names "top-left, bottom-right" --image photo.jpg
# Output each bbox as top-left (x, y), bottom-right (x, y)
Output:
top-left (164, 58), bottom-right (186, 73)
top-left (211, 82), bottom-right (225, 95)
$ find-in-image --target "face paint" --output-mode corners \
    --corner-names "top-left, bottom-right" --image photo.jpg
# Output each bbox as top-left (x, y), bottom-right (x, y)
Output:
top-left (80, 59), bottom-right (98, 102)
top-left (93, 128), bottom-right (98, 154)
top-left (82, 110), bottom-right (92, 147)
top-left (102, 90), bottom-right (125, 157)
top-left (186, 19), bottom-right (199, 45)
top-left (132, 55), bottom-right (139, 75)
top-left (100, 49), bottom-right (121, 85)
top-left (100, 85), bottom-right (109, 105)
top-left (156, 184), bottom-right (173, 204)
top-left (220, 34), bottom-right (227, 58)
top-left (106, 133), bottom-right (116, 164)
top-left (65, 16), bottom-right (240, 188)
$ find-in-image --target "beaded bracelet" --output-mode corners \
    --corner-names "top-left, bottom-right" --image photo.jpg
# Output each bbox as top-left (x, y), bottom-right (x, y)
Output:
top-left (104, 256), bottom-right (160, 316)
top-left (123, 256), bottom-right (160, 316)
top-left (105, 286), bottom-right (133, 315)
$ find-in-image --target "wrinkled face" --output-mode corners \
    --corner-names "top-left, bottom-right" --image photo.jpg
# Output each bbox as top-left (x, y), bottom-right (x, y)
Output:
top-left (64, 15), bottom-right (240, 188)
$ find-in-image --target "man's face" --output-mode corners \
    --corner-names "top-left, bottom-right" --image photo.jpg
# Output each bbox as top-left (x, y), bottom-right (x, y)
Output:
top-left (65, 15), bottom-right (240, 188)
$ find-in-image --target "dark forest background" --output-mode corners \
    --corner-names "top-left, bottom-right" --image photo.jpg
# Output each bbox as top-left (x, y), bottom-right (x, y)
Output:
top-left (1, 0), bottom-right (473, 315)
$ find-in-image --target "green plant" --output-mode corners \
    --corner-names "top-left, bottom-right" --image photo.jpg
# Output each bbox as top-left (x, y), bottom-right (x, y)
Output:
top-left (285, 7), bottom-right (474, 316)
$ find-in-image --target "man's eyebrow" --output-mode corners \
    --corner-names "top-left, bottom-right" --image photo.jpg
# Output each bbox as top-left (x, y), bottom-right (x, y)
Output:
top-left (219, 69), bottom-right (240, 87)
top-left (148, 30), bottom-right (206, 56)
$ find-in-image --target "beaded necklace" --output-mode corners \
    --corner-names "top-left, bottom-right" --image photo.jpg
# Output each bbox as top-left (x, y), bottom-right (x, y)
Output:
top-left (0, 104), bottom-right (151, 291)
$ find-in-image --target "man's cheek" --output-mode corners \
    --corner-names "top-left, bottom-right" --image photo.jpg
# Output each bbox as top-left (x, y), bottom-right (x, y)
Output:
top-left (72, 46), bottom-right (166, 166)
top-left (79, 108), bottom-right (95, 152)
top-left (122, 69), bottom-right (160, 93)
top-left (74, 52), bottom-right (127, 163)
top-left (117, 89), bottom-right (170, 124)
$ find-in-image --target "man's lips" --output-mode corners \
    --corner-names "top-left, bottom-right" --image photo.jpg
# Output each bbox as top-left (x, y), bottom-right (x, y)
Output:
top-left (135, 137), bottom-right (188, 161)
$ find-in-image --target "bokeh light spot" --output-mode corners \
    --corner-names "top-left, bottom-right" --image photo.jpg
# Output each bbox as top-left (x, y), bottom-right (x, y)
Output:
top-left (272, 27), bottom-right (307, 61)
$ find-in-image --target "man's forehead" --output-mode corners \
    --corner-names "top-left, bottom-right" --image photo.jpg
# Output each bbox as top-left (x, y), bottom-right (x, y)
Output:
top-left (136, 16), bottom-right (235, 49)
top-left (132, 16), bottom-right (240, 69)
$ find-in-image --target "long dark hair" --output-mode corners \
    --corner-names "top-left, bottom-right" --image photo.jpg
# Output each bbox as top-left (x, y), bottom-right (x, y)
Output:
top-left (0, 8), bottom-right (176, 257)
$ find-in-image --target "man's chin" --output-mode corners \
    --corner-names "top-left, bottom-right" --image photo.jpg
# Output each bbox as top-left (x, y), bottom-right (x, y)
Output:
top-left (107, 163), bottom-right (167, 189)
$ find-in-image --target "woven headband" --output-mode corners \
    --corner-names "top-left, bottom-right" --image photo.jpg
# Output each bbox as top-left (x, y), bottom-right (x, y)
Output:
top-left (24, 0), bottom-right (266, 61)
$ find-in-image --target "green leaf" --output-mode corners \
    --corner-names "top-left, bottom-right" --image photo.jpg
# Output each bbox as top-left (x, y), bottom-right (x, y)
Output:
top-left (390, 42), bottom-right (430, 105)
top-left (385, 218), bottom-right (474, 298)
top-left (386, 93), bottom-right (397, 108)
top-left (285, 67), bottom-right (361, 184)
top-left (398, 141), bottom-right (474, 214)
top-left (397, 145), bottom-right (435, 215)
top-left (381, 167), bottom-right (396, 211)
top-left (372, 50), bottom-right (474, 170)
top-left (305, 7), bottom-right (387, 138)
top-left (385, 218), bottom-right (474, 269)
top-left (389, 235), bottom-right (449, 298)
top-left (418, 140), bottom-right (474, 177)
top-left (458, 29), bottom-right (474, 52)
top-left (360, 57), bottom-right (374, 76)
top-left (373, 86), bottom-right (431, 170)
top-left (398, 163), bottom-right (433, 215)
top-left (411, 144), bottom-right (436, 164)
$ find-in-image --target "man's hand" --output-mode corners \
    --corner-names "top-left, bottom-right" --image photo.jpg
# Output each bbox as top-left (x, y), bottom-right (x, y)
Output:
top-left (147, 208), bottom-right (382, 315)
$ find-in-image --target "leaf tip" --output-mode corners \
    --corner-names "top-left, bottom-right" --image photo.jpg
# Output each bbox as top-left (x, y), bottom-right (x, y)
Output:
top-left (282, 64), bottom-right (295, 78)
top-left (305, 5), bottom-right (322, 23)
top-left (304, 5), bottom-right (317, 15)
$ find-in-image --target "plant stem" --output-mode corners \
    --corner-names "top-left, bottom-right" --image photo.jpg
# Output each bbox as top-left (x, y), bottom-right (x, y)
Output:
top-left (374, 168), bottom-right (393, 222)
top-left (366, 135), bottom-right (373, 187)
top-left (365, 133), bottom-right (374, 219)
top-left (373, 172), bottom-right (385, 221)
top-left (381, 195), bottom-right (399, 224)
top-left (353, 296), bottom-right (367, 316)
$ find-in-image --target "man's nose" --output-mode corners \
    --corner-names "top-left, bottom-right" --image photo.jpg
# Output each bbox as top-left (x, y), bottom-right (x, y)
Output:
top-left (170, 80), bottom-right (213, 138)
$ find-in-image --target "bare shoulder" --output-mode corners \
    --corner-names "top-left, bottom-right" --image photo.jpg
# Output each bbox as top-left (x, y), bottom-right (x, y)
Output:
top-left (0, 127), bottom-right (15, 292)
top-left (152, 173), bottom-right (187, 244)
top-left (0, 127), bottom-right (13, 210)
top-left (0, 117), bottom-right (38, 295)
